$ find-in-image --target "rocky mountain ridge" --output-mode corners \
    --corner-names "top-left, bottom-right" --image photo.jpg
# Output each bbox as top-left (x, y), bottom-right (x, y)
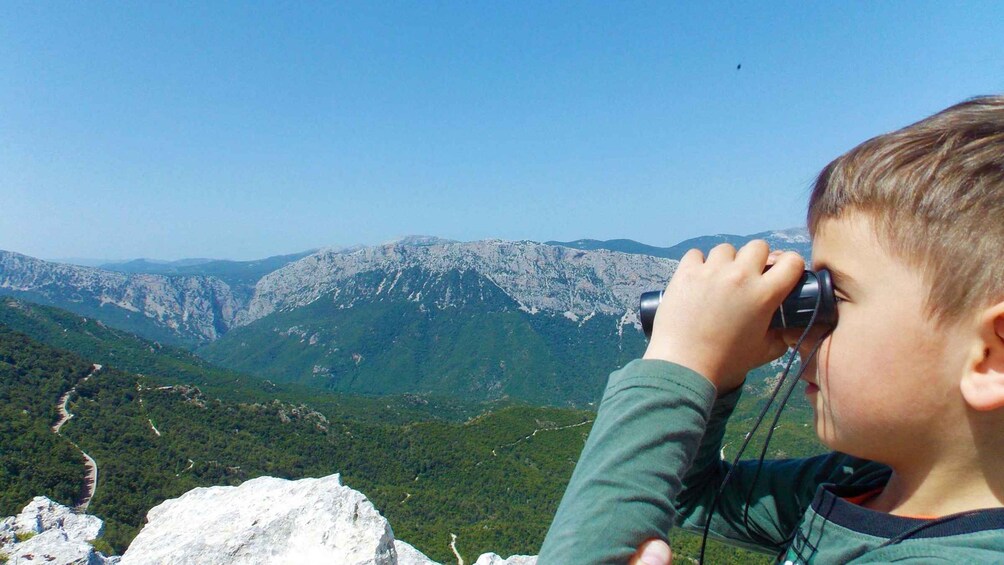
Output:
top-left (0, 250), bottom-right (241, 345)
top-left (548, 227), bottom-right (811, 260)
top-left (1, 229), bottom-right (806, 359)
top-left (1, 236), bottom-right (685, 347)
top-left (238, 240), bottom-right (676, 328)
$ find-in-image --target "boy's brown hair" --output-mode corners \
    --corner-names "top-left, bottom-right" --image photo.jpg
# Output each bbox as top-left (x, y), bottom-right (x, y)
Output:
top-left (807, 95), bottom-right (1004, 325)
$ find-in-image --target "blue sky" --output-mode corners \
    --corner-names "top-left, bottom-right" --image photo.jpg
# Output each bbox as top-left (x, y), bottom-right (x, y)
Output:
top-left (2, 2), bottom-right (1003, 261)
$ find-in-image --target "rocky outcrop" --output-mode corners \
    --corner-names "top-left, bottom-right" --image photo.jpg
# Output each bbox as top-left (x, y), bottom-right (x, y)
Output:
top-left (118, 473), bottom-right (536, 565)
top-left (2, 476), bottom-right (538, 564)
top-left (0, 496), bottom-right (116, 564)
top-left (473, 555), bottom-right (537, 565)
top-left (120, 474), bottom-right (396, 564)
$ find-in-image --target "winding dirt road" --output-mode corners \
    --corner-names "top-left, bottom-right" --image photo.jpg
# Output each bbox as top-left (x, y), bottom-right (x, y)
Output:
top-left (489, 419), bottom-right (593, 457)
top-left (52, 364), bottom-right (101, 512)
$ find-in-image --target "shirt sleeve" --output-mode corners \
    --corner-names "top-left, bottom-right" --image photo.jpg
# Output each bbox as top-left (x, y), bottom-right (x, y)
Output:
top-left (672, 383), bottom-right (829, 553)
top-left (537, 358), bottom-right (888, 564)
top-left (673, 376), bottom-right (889, 555)
top-left (537, 359), bottom-right (718, 564)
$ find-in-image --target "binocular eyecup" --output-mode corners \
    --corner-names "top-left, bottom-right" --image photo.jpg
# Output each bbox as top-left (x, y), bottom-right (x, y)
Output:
top-left (639, 269), bottom-right (838, 339)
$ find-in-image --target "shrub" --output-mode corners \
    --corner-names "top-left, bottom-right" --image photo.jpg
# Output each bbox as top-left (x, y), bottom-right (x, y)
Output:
top-left (88, 538), bottom-right (116, 555)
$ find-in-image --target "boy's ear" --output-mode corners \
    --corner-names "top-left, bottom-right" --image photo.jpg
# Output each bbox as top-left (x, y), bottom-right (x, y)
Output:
top-left (960, 302), bottom-right (1004, 411)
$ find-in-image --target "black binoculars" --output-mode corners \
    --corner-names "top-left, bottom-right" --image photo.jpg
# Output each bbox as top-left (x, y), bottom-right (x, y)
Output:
top-left (639, 269), bottom-right (838, 339)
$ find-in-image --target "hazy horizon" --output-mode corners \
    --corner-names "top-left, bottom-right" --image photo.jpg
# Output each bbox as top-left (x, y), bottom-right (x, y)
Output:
top-left (30, 224), bottom-right (806, 266)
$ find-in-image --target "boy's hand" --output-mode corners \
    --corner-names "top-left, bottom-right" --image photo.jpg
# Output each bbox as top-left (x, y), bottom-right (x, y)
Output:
top-left (643, 240), bottom-right (804, 392)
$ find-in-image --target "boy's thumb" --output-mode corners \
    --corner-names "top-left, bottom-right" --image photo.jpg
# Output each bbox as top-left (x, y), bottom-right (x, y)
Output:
top-left (629, 538), bottom-right (672, 565)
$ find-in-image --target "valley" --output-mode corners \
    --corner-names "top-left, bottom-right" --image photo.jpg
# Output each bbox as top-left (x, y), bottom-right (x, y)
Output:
top-left (0, 231), bottom-right (823, 563)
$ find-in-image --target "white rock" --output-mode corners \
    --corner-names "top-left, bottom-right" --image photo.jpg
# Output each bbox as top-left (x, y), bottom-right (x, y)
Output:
top-left (0, 516), bottom-right (16, 548)
top-left (14, 496), bottom-right (104, 542)
top-left (473, 553), bottom-right (538, 565)
top-left (6, 528), bottom-right (104, 565)
top-left (1, 482), bottom-right (540, 565)
top-left (394, 540), bottom-right (439, 565)
top-left (120, 474), bottom-right (398, 565)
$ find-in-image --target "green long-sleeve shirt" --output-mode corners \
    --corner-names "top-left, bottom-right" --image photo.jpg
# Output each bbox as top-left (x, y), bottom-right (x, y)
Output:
top-left (538, 359), bottom-right (1004, 564)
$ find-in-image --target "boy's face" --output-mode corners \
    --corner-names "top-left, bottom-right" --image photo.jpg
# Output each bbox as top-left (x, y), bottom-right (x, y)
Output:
top-left (801, 213), bottom-right (974, 465)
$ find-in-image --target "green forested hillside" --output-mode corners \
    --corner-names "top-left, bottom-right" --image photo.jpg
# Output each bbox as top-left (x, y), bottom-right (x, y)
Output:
top-left (0, 297), bottom-right (489, 425)
top-left (0, 299), bottom-right (825, 563)
top-left (199, 268), bottom-right (647, 406)
top-left (0, 327), bottom-right (92, 514)
top-left (0, 323), bottom-right (590, 559)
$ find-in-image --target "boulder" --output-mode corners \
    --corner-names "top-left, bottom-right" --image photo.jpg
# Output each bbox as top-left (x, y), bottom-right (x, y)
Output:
top-left (15, 495), bottom-right (103, 541)
top-left (119, 474), bottom-right (396, 565)
top-left (473, 554), bottom-right (538, 565)
top-left (0, 516), bottom-right (16, 547)
top-left (394, 540), bottom-right (438, 565)
top-left (6, 529), bottom-right (105, 565)
top-left (117, 473), bottom-right (539, 565)
top-left (3, 479), bottom-right (540, 565)
top-left (0, 497), bottom-right (113, 565)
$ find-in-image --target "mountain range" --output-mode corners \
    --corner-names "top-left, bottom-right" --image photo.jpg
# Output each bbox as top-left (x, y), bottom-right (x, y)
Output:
top-left (0, 229), bottom-right (810, 405)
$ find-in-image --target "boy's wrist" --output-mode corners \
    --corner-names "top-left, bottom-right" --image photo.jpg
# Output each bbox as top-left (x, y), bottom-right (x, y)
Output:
top-left (607, 358), bottom-right (718, 406)
top-left (641, 347), bottom-right (744, 392)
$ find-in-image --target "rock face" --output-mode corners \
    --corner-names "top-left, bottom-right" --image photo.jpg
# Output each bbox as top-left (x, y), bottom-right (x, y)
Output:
top-left (0, 250), bottom-right (241, 344)
top-left (472, 554), bottom-right (538, 565)
top-left (120, 474), bottom-right (396, 565)
top-left (0, 496), bottom-right (115, 565)
top-left (238, 240), bottom-right (677, 327)
top-left (13, 496), bottom-right (103, 541)
top-left (117, 473), bottom-right (534, 565)
top-left (118, 473), bottom-right (532, 565)
top-left (4, 476), bottom-right (536, 565)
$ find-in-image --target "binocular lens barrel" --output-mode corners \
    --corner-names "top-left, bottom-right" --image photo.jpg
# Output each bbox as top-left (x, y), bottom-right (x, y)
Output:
top-left (639, 269), bottom-right (837, 339)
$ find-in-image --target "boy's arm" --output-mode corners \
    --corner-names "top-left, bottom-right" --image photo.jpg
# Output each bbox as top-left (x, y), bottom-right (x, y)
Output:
top-left (540, 242), bottom-right (807, 562)
top-left (673, 379), bottom-right (891, 554)
top-left (673, 382), bottom-right (822, 552)
top-left (537, 358), bottom-right (717, 564)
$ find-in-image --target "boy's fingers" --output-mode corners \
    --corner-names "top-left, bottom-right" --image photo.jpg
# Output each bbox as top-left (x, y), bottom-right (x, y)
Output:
top-left (705, 243), bottom-right (736, 264)
top-left (764, 332), bottom-right (791, 361)
top-left (628, 538), bottom-right (672, 565)
top-left (765, 249), bottom-right (785, 267)
top-left (761, 251), bottom-right (805, 302)
top-left (679, 247), bottom-right (706, 268)
top-left (735, 239), bottom-right (769, 271)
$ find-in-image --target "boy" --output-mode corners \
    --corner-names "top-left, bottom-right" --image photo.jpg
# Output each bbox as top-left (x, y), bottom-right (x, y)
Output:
top-left (538, 96), bottom-right (1004, 563)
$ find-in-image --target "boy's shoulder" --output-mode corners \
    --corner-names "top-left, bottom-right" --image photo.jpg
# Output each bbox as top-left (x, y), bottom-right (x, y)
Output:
top-left (853, 541), bottom-right (1004, 564)
top-left (784, 479), bottom-right (1004, 564)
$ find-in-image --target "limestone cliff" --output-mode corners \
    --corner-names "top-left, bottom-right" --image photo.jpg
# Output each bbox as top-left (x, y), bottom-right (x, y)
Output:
top-left (1, 240), bottom-right (677, 347)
